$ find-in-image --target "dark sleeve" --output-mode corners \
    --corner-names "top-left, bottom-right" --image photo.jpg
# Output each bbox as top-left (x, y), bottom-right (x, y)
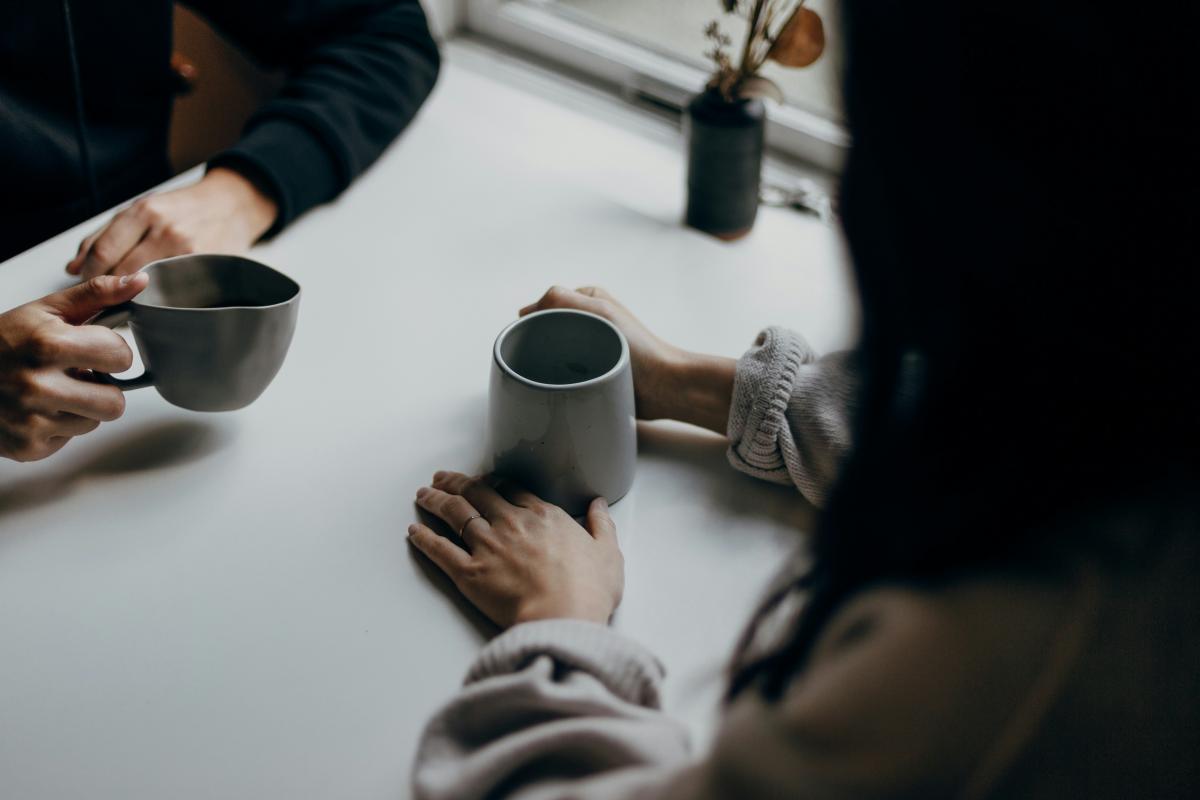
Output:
top-left (184, 0), bottom-right (441, 234)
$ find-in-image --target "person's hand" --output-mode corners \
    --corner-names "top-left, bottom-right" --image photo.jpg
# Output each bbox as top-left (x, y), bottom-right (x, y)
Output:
top-left (521, 286), bottom-right (736, 434)
top-left (0, 274), bottom-right (148, 461)
top-left (521, 286), bottom-right (686, 419)
top-left (408, 471), bottom-right (624, 629)
top-left (66, 167), bottom-right (277, 280)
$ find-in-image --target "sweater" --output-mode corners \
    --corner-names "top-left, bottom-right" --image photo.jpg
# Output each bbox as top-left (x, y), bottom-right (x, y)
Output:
top-left (411, 327), bottom-right (1200, 799)
top-left (0, 0), bottom-right (439, 262)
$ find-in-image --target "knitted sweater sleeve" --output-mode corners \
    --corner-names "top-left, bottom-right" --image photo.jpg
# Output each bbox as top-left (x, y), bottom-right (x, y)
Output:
top-left (726, 327), bottom-right (858, 507)
top-left (410, 579), bottom-right (1083, 800)
top-left (412, 619), bottom-right (691, 800)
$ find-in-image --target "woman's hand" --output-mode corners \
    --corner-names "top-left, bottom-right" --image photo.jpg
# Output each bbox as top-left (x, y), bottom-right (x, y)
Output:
top-left (521, 286), bottom-right (737, 435)
top-left (0, 274), bottom-right (148, 461)
top-left (521, 286), bottom-right (683, 420)
top-left (408, 471), bottom-right (624, 629)
top-left (66, 167), bottom-right (278, 280)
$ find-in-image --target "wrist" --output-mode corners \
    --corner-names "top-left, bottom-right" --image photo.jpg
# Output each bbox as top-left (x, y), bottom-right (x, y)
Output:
top-left (660, 350), bottom-right (737, 435)
top-left (512, 598), bottom-right (613, 627)
top-left (651, 347), bottom-right (694, 419)
top-left (635, 345), bottom-right (688, 421)
top-left (204, 167), bottom-right (278, 241)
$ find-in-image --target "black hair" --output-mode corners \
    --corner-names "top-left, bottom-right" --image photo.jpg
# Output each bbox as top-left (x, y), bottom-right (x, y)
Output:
top-left (731, 0), bottom-right (1198, 699)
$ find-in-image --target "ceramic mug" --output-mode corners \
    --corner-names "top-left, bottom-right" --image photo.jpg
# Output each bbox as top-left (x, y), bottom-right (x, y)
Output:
top-left (488, 309), bottom-right (637, 516)
top-left (91, 254), bottom-right (301, 412)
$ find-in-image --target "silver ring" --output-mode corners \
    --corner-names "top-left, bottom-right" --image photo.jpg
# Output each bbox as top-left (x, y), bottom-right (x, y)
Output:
top-left (459, 513), bottom-right (484, 538)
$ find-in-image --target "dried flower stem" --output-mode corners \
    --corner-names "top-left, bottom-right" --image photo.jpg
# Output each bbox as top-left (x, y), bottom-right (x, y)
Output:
top-left (737, 0), bottom-right (768, 83)
top-left (707, 0), bottom-right (818, 101)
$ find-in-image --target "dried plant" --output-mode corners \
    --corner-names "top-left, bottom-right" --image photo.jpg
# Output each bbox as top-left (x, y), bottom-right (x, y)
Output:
top-left (706, 0), bottom-right (825, 102)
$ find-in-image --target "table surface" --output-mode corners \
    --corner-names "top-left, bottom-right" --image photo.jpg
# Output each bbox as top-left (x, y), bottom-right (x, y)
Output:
top-left (0, 43), bottom-right (856, 800)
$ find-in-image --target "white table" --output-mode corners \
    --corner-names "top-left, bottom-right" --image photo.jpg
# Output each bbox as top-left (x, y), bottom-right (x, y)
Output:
top-left (0, 43), bottom-right (856, 800)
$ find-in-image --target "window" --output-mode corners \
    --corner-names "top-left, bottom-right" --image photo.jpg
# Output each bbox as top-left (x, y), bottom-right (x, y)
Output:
top-left (465, 0), bottom-right (848, 171)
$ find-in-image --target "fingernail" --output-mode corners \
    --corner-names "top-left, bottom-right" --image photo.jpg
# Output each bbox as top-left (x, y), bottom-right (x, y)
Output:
top-left (597, 497), bottom-right (609, 510)
top-left (119, 273), bottom-right (133, 285)
top-left (416, 486), bottom-right (429, 499)
top-left (407, 524), bottom-right (419, 537)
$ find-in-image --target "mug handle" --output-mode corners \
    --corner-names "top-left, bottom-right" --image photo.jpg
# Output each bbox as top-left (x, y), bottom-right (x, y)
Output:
top-left (89, 303), bottom-right (154, 391)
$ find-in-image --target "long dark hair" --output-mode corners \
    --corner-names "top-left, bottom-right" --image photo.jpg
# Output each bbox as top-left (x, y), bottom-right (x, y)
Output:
top-left (732, 1), bottom-right (1198, 699)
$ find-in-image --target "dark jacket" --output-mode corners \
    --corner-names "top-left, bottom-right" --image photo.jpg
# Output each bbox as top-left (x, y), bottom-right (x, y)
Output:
top-left (0, 0), bottom-right (439, 262)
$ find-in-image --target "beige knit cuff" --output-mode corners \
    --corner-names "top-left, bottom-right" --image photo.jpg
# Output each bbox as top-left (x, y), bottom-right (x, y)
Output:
top-left (465, 619), bottom-right (668, 708)
top-left (726, 326), bottom-right (816, 481)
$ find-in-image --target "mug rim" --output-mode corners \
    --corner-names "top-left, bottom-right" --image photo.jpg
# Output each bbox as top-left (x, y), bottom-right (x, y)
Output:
top-left (493, 308), bottom-right (630, 392)
top-left (130, 254), bottom-right (301, 312)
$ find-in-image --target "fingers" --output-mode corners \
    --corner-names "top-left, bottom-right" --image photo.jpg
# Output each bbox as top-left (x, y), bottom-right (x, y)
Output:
top-left (44, 412), bottom-right (101, 438)
top-left (407, 523), bottom-right (472, 577)
top-left (40, 273), bottom-right (149, 324)
top-left (8, 435), bottom-right (70, 463)
top-left (431, 470), bottom-right (514, 517)
top-left (575, 286), bottom-right (613, 301)
top-left (39, 437), bottom-right (71, 460)
top-left (585, 496), bottom-right (618, 545)
top-left (573, 286), bottom-right (627, 317)
top-left (110, 238), bottom-right (174, 277)
top-left (519, 285), bottom-right (611, 317)
top-left (0, 412), bottom-right (93, 463)
top-left (66, 228), bottom-right (103, 275)
top-left (76, 206), bottom-right (152, 280)
top-left (20, 368), bottom-right (126, 422)
top-left (25, 323), bottom-right (134, 374)
top-left (70, 192), bottom-right (203, 279)
top-left (485, 475), bottom-right (541, 508)
top-left (415, 485), bottom-right (490, 544)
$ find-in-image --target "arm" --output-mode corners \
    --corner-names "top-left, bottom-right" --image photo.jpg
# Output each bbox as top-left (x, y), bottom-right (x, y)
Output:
top-left (414, 620), bottom-right (691, 800)
top-left (414, 571), bottom-right (1088, 800)
top-left (522, 287), bottom-right (859, 506)
top-left (194, 0), bottom-right (441, 233)
top-left (70, 0), bottom-right (439, 279)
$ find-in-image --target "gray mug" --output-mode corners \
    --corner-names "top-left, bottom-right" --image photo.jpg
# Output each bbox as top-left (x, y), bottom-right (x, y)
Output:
top-left (91, 254), bottom-right (301, 412)
top-left (489, 309), bottom-right (637, 516)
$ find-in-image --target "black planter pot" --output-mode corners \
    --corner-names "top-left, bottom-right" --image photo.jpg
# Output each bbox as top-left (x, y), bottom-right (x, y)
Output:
top-left (684, 88), bottom-right (766, 240)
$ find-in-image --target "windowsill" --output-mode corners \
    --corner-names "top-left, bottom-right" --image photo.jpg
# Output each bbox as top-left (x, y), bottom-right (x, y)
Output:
top-left (444, 36), bottom-right (840, 214)
top-left (461, 0), bottom-right (848, 171)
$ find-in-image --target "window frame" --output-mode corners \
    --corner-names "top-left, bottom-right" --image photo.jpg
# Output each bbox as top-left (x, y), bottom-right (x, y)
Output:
top-left (463, 0), bottom-right (848, 172)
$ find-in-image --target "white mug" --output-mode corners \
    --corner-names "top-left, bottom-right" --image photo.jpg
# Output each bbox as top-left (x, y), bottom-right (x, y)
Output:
top-left (488, 309), bottom-right (637, 516)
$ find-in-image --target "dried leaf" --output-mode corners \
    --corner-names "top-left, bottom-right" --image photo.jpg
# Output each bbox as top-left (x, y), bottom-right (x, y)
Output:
top-left (768, 7), bottom-right (825, 68)
top-left (737, 75), bottom-right (785, 104)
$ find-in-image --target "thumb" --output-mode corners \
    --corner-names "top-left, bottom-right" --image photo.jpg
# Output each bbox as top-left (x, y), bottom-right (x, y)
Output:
top-left (585, 497), bottom-right (618, 545)
top-left (40, 273), bottom-right (150, 324)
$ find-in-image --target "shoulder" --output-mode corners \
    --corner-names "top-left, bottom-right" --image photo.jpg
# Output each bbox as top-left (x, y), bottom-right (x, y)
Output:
top-left (704, 571), bottom-right (1094, 799)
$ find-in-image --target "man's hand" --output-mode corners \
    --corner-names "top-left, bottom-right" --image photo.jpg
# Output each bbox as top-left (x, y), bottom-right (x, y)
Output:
top-left (0, 274), bottom-right (148, 462)
top-left (67, 167), bottom-right (277, 280)
top-left (409, 471), bottom-right (624, 629)
top-left (521, 286), bottom-right (736, 434)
